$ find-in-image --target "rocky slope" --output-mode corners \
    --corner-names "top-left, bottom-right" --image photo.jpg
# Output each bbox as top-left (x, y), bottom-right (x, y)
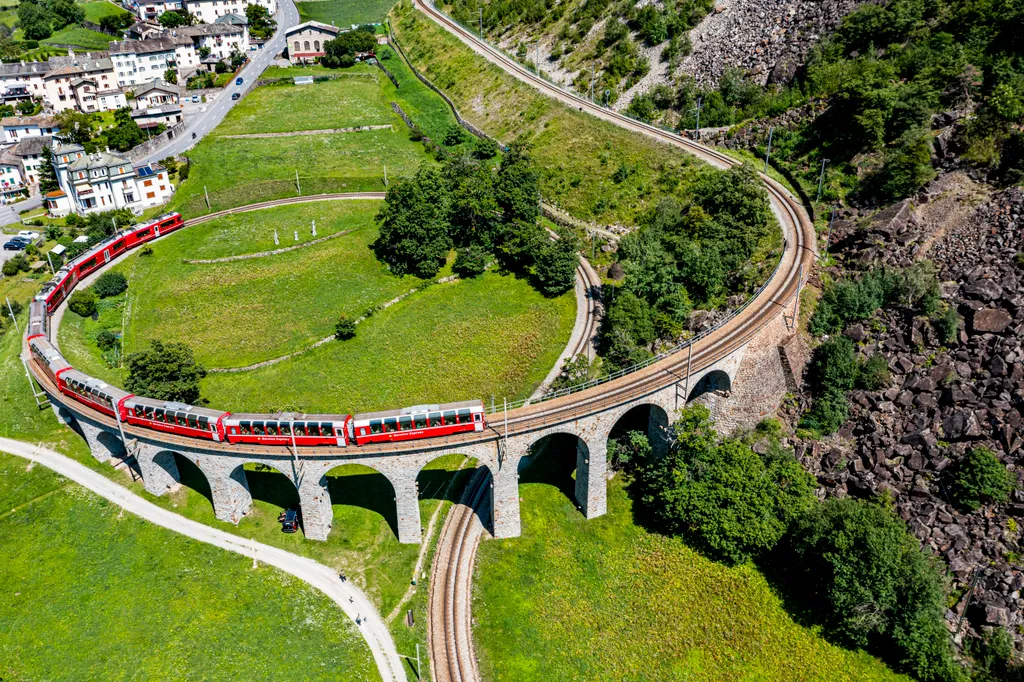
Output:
top-left (782, 179), bottom-right (1024, 651)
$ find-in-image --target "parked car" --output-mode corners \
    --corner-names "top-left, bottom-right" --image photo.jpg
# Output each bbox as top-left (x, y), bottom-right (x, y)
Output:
top-left (235, 77), bottom-right (243, 85)
top-left (17, 230), bottom-right (39, 241)
top-left (192, 95), bottom-right (199, 103)
top-left (3, 237), bottom-right (29, 250)
top-left (280, 509), bottom-right (300, 533)
top-left (231, 92), bottom-right (240, 100)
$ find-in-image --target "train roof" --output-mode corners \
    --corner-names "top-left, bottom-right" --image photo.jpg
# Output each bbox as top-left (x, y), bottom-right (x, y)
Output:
top-left (353, 399), bottom-right (484, 422)
top-left (225, 412), bottom-right (350, 422)
top-left (124, 396), bottom-right (226, 418)
top-left (29, 335), bottom-right (70, 369)
top-left (61, 369), bottom-right (132, 400)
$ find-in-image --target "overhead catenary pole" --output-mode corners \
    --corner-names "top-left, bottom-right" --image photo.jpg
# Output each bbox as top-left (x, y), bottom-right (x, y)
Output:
top-left (693, 97), bottom-right (702, 140)
top-left (204, 185), bottom-right (210, 209)
top-left (763, 126), bottom-right (774, 174)
top-left (296, 169), bottom-right (301, 195)
top-left (45, 251), bottom-right (54, 274)
top-left (823, 206), bottom-right (836, 257)
top-left (590, 65), bottom-right (595, 102)
top-left (478, 7), bottom-right (483, 37)
top-left (383, 162), bottom-right (388, 187)
top-left (815, 158), bottom-right (829, 202)
top-left (6, 297), bottom-right (19, 333)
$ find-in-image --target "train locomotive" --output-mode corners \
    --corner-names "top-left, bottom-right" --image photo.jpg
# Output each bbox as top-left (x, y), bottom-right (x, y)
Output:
top-left (25, 213), bottom-right (488, 448)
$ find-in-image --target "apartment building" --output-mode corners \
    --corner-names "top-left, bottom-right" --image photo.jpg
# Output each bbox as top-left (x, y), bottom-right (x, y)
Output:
top-left (183, 0), bottom-right (275, 25)
top-left (47, 141), bottom-right (174, 216)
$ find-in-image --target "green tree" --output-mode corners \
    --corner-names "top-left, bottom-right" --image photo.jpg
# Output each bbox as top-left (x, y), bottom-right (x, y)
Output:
top-left (442, 123), bottom-right (466, 146)
top-left (373, 164), bottom-right (451, 278)
top-left (16, 99), bottom-right (36, 115)
top-left (93, 271), bottom-right (128, 298)
top-left (55, 109), bottom-right (96, 148)
top-left (807, 336), bottom-right (859, 394)
top-left (67, 289), bottom-right (97, 317)
top-left (947, 447), bottom-right (1015, 512)
top-left (321, 31), bottom-right (376, 67)
top-left (158, 9), bottom-right (193, 27)
top-left (604, 290), bottom-right (656, 347)
top-left (785, 498), bottom-right (965, 682)
top-left (245, 4), bottom-right (276, 39)
top-left (48, 0), bottom-right (83, 29)
top-left (550, 353), bottom-right (592, 392)
top-left (494, 137), bottom-right (539, 225)
top-left (38, 146), bottom-right (59, 193)
top-left (124, 340), bottom-right (207, 404)
top-left (533, 227), bottom-right (579, 296)
top-left (18, 1), bottom-right (53, 40)
top-left (334, 314), bottom-right (355, 340)
top-left (99, 11), bottom-right (133, 33)
top-left (105, 108), bottom-right (147, 152)
top-left (638, 405), bottom-right (816, 564)
top-left (452, 245), bottom-right (488, 278)
top-left (799, 386), bottom-right (849, 435)
top-left (164, 68), bottom-right (177, 83)
top-left (443, 154), bottom-right (497, 247)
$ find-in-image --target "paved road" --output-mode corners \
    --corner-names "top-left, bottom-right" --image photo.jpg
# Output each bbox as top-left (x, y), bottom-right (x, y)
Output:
top-left (140, 0), bottom-right (301, 165)
top-left (0, 437), bottom-right (408, 682)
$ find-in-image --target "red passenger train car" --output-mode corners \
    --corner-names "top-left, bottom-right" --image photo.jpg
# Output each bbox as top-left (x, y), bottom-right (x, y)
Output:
top-left (57, 369), bottom-right (132, 419)
top-left (124, 396), bottom-right (229, 442)
top-left (224, 413), bottom-right (351, 447)
top-left (40, 212), bottom-right (183, 313)
top-left (351, 400), bottom-right (486, 445)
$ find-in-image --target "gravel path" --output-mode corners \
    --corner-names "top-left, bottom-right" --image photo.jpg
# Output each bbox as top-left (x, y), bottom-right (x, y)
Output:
top-left (0, 437), bottom-right (408, 682)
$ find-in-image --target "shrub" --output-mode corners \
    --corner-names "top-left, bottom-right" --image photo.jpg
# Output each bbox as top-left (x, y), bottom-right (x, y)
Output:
top-left (5, 299), bottom-right (23, 317)
top-left (947, 447), bottom-right (1015, 512)
top-left (533, 228), bottom-right (579, 296)
top-left (140, 246), bottom-right (154, 256)
top-left (453, 245), bottom-right (488, 278)
top-left (96, 330), bottom-right (120, 352)
top-left (800, 386), bottom-right (849, 435)
top-left (124, 340), bottom-right (206, 404)
top-left (807, 336), bottom-right (858, 394)
top-left (473, 137), bottom-right (499, 159)
top-left (334, 314), bottom-right (356, 340)
top-left (856, 354), bottom-right (891, 390)
top-left (550, 353), bottom-right (591, 393)
top-left (68, 290), bottom-right (98, 318)
top-left (443, 123), bottom-right (466, 146)
top-left (2, 258), bottom-right (19, 277)
top-left (931, 304), bottom-right (960, 344)
top-left (638, 405), bottom-right (816, 564)
top-left (784, 498), bottom-right (965, 682)
top-left (93, 271), bottom-right (128, 298)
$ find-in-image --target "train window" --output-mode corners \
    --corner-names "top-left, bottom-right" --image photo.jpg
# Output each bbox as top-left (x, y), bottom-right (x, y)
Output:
top-left (384, 418), bottom-right (397, 432)
top-left (280, 423), bottom-right (291, 436)
top-left (240, 421), bottom-right (251, 435)
top-left (230, 427), bottom-right (238, 435)
top-left (155, 408), bottom-right (165, 422)
top-left (186, 414), bottom-right (198, 429)
top-left (414, 414), bottom-right (427, 429)
top-left (198, 416), bottom-right (209, 430)
top-left (294, 423), bottom-right (306, 436)
top-left (253, 422), bottom-right (265, 435)
top-left (144, 407), bottom-right (154, 419)
top-left (474, 413), bottom-right (481, 422)
top-left (321, 424), bottom-right (334, 437)
top-left (360, 427), bottom-right (368, 436)
top-left (267, 422), bottom-right (279, 436)
top-left (399, 416), bottom-right (412, 430)
top-left (458, 409), bottom-right (471, 423)
top-left (134, 406), bottom-right (144, 417)
top-left (370, 420), bottom-right (382, 434)
top-left (429, 412), bottom-right (442, 427)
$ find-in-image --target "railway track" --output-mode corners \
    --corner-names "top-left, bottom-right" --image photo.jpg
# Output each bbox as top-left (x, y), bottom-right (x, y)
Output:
top-left (407, 4), bottom-right (817, 682)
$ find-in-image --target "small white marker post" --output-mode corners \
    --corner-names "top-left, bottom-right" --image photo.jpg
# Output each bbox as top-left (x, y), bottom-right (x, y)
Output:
top-left (273, 229), bottom-right (279, 245)
top-left (293, 230), bottom-right (298, 242)
top-left (251, 538), bottom-right (257, 568)
top-left (204, 185), bottom-right (210, 209)
top-left (311, 219), bottom-right (316, 237)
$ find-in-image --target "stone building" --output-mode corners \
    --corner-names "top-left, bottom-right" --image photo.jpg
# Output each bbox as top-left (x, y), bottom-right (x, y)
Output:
top-left (285, 21), bottom-right (339, 64)
top-left (48, 141), bottom-right (174, 216)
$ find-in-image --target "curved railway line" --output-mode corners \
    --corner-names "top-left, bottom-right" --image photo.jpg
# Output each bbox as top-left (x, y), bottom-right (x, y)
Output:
top-left (407, 3), bottom-right (818, 681)
top-left (21, 26), bottom-right (816, 681)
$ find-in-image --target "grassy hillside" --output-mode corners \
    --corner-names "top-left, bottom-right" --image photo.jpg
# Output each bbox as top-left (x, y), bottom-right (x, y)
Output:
top-left (296, 0), bottom-right (396, 26)
top-left (473, 445), bottom-right (912, 681)
top-left (0, 453), bottom-right (376, 681)
top-left (391, 0), bottom-right (704, 227)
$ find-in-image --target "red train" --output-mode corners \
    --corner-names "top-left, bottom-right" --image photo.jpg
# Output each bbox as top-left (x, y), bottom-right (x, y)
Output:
top-left (39, 212), bottom-right (184, 314)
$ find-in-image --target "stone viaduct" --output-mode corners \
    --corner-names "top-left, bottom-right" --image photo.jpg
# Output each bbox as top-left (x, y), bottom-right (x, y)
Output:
top-left (38, 303), bottom-right (807, 545)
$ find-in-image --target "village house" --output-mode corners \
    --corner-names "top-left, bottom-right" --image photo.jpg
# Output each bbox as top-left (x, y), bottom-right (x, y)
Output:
top-left (42, 54), bottom-right (125, 113)
top-left (0, 62), bottom-right (49, 103)
top-left (183, 0), bottom-right (276, 24)
top-left (131, 104), bottom-right (183, 130)
top-left (131, 0), bottom-right (184, 21)
top-left (132, 79), bottom-right (181, 108)
top-left (47, 141), bottom-right (174, 216)
top-left (0, 115), bottom-right (60, 144)
top-left (173, 22), bottom-right (247, 60)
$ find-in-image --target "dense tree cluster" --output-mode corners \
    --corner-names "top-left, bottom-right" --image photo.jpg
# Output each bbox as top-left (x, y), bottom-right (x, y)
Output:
top-left (599, 164), bottom-right (774, 370)
top-left (124, 340), bottom-right (207, 404)
top-left (18, 0), bottom-right (83, 40)
top-left (373, 139), bottom-right (578, 295)
top-left (244, 4), bottom-right (276, 39)
top-left (158, 9), bottom-right (196, 27)
top-left (321, 27), bottom-right (377, 68)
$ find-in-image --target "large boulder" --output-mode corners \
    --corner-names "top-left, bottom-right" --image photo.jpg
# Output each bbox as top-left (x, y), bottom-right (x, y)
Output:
top-left (972, 308), bottom-right (1013, 333)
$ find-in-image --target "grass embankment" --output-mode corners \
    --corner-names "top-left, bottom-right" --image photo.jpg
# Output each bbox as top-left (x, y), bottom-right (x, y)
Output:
top-left (57, 201), bottom-right (575, 412)
top-left (296, 0), bottom-right (395, 26)
top-left (170, 68), bottom-right (435, 216)
top-left (473, 444), bottom-right (911, 682)
top-left (390, 1), bottom-right (703, 227)
top-left (0, 453), bottom-right (376, 681)
top-left (80, 0), bottom-right (129, 22)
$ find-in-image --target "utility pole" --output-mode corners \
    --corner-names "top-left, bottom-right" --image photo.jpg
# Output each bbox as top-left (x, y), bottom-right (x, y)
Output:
top-left (296, 169), bottom-right (301, 196)
top-left (383, 162), bottom-right (388, 187)
top-left (823, 206), bottom-right (836, 258)
top-left (534, 40), bottom-right (540, 73)
top-left (693, 97), bottom-right (702, 140)
top-left (478, 7), bottom-right (483, 37)
top-left (589, 65), bottom-right (595, 102)
top-left (815, 158), bottom-right (829, 202)
top-left (204, 185), bottom-right (210, 209)
top-left (45, 251), bottom-right (54, 274)
top-left (415, 644), bottom-right (421, 681)
top-left (6, 297), bottom-right (19, 333)
top-left (763, 126), bottom-right (774, 174)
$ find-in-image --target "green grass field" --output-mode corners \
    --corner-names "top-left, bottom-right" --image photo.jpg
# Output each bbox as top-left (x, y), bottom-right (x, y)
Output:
top-left (390, 1), bottom-right (706, 227)
top-left (13, 24), bottom-right (117, 49)
top-left (170, 70), bottom-right (437, 215)
top-left (0, 453), bottom-right (376, 681)
top-left (80, 0), bottom-right (130, 22)
top-left (57, 201), bottom-right (575, 413)
top-left (296, 0), bottom-right (395, 26)
top-left (217, 76), bottom-right (390, 135)
top-left (472, 445), bottom-right (911, 682)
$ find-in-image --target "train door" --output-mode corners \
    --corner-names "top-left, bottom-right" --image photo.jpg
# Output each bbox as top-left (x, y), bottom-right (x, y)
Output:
top-left (102, 249), bottom-right (110, 263)
top-left (154, 226), bottom-right (160, 237)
